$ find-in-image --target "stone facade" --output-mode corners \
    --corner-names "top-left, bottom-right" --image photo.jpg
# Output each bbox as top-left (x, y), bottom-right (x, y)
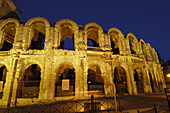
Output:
top-left (0, 17), bottom-right (166, 107)
top-left (0, 0), bottom-right (21, 20)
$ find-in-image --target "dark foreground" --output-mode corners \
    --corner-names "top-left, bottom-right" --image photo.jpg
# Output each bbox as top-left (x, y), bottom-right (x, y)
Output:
top-left (0, 92), bottom-right (169, 113)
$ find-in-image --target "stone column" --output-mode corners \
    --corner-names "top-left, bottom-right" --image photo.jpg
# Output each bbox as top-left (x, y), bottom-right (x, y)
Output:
top-left (126, 69), bottom-right (133, 95)
top-left (103, 62), bottom-right (114, 96)
top-left (119, 39), bottom-right (124, 55)
top-left (1, 58), bottom-right (18, 107)
top-left (44, 27), bottom-right (51, 50)
top-left (74, 29), bottom-right (79, 51)
top-left (143, 65), bottom-right (152, 93)
top-left (127, 58), bottom-right (137, 95)
top-left (22, 27), bottom-right (30, 50)
top-left (13, 27), bottom-right (21, 49)
top-left (10, 58), bottom-right (23, 107)
top-left (38, 57), bottom-right (49, 100)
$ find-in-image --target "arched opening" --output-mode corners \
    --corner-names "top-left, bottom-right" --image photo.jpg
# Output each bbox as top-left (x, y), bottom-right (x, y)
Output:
top-left (60, 37), bottom-right (74, 50)
top-left (28, 21), bottom-right (46, 50)
top-left (113, 66), bottom-right (128, 94)
top-left (87, 39), bottom-right (93, 47)
top-left (129, 37), bottom-right (136, 54)
top-left (149, 73), bottom-right (154, 92)
top-left (55, 63), bottom-right (75, 97)
top-left (0, 65), bottom-right (7, 99)
top-left (141, 41), bottom-right (147, 58)
top-left (0, 22), bottom-right (16, 51)
top-left (111, 41), bottom-right (119, 54)
top-left (134, 69), bottom-right (144, 93)
top-left (87, 65), bottom-right (104, 95)
top-left (87, 39), bottom-right (99, 47)
top-left (87, 27), bottom-right (99, 47)
top-left (17, 64), bottom-right (41, 98)
top-left (58, 23), bottom-right (75, 50)
top-left (110, 32), bottom-right (120, 54)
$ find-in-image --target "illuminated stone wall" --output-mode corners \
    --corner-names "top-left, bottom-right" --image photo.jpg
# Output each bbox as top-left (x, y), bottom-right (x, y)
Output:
top-left (0, 17), bottom-right (166, 107)
top-left (0, 0), bottom-right (21, 20)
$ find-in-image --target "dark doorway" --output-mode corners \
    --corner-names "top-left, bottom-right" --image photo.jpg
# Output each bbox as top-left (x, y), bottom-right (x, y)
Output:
top-left (114, 67), bottom-right (128, 94)
top-left (111, 40), bottom-right (119, 54)
top-left (87, 65), bottom-right (104, 95)
top-left (17, 64), bottom-right (41, 98)
top-left (134, 70), bottom-right (144, 93)
top-left (149, 73), bottom-right (154, 92)
top-left (129, 41), bottom-right (135, 54)
top-left (29, 32), bottom-right (45, 50)
top-left (55, 67), bottom-right (75, 97)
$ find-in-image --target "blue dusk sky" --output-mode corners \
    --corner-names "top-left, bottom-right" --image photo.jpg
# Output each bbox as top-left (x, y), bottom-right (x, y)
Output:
top-left (12, 0), bottom-right (170, 62)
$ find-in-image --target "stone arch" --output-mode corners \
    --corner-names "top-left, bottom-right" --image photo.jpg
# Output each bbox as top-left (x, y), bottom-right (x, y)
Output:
top-left (0, 63), bottom-right (8, 99)
top-left (139, 39), bottom-right (147, 58)
top-left (107, 27), bottom-right (123, 54)
top-left (133, 68), bottom-right (144, 93)
top-left (84, 22), bottom-right (103, 48)
top-left (146, 43), bottom-right (153, 61)
top-left (87, 61), bottom-right (106, 74)
top-left (0, 18), bottom-right (20, 30)
top-left (25, 16), bottom-right (50, 28)
top-left (20, 61), bottom-right (44, 76)
top-left (113, 66), bottom-right (128, 94)
top-left (87, 62), bottom-right (105, 95)
top-left (24, 16), bottom-right (50, 50)
top-left (55, 19), bottom-right (79, 50)
top-left (17, 63), bottom-right (42, 98)
top-left (107, 27), bottom-right (124, 38)
top-left (152, 48), bottom-right (159, 63)
top-left (54, 61), bottom-right (75, 97)
top-left (0, 18), bottom-right (20, 51)
top-left (126, 33), bottom-right (138, 55)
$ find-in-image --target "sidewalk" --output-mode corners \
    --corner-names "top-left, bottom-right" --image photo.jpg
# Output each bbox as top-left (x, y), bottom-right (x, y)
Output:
top-left (116, 92), bottom-right (170, 113)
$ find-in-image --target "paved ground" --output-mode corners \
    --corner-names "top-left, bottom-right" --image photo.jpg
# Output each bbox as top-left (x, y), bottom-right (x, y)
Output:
top-left (116, 92), bottom-right (170, 113)
top-left (0, 92), bottom-right (169, 113)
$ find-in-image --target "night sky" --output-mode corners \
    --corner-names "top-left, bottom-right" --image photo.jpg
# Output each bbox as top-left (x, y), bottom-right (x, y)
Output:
top-left (12, 0), bottom-right (170, 62)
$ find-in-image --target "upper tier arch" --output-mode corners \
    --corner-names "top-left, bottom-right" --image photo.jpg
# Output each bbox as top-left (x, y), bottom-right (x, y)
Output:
top-left (107, 27), bottom-right (124, 38)
top-left (126, 33), bottom-right (138, 42)
top-left (84, 22), bottom-right (103, 32)
top-left (0, 18), bottom-right (20, 30)
top-left (25, 16), bottom-right (50, 28)
top-left (55, 18), bottom-right (79, 31)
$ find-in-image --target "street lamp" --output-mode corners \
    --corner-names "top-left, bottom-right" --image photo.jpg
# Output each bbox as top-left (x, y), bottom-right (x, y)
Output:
top-left (167, 73), bottom-right (170, 78)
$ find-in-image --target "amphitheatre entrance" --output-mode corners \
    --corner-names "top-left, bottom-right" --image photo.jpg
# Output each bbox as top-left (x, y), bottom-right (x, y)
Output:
top-left (17, 64), bottom-right (41, 98)
top-left (55, 63), bottom-right (75, 97)
top-left (113, 66), bottom-right (128, 94)
top-left (134, 69), bottom-right (144, 93)
top-left (87, 65), bottom-right (104, 95)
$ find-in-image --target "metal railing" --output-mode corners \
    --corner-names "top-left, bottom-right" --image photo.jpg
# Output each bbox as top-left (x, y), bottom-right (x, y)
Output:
top-left (0, 95), bottom-right (117, 113)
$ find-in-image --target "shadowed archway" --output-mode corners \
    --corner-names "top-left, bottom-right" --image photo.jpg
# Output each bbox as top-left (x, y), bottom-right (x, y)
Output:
top-left (55, 63), bottom-right (75, 97)
top-left (87, 65), bottom-right (104, 95)
top-left (113, 66), bottom-right (128, 94)
top-left (17, 64), bottom-right (41, 98)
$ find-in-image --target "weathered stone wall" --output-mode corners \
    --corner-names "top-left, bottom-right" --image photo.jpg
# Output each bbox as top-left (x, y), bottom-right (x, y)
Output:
top-left (0, 17), bottom-right (166, 107)
top-left (0, 0), bottom-right (21, 20)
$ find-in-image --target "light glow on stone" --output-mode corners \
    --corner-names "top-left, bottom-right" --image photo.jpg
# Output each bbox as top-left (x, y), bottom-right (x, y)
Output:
top-left (167, 74), bottom-right (170, 77)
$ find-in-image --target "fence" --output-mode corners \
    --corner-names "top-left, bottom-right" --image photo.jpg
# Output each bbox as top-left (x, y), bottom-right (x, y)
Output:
top-left (0, 95), bottom-right (117, 113)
